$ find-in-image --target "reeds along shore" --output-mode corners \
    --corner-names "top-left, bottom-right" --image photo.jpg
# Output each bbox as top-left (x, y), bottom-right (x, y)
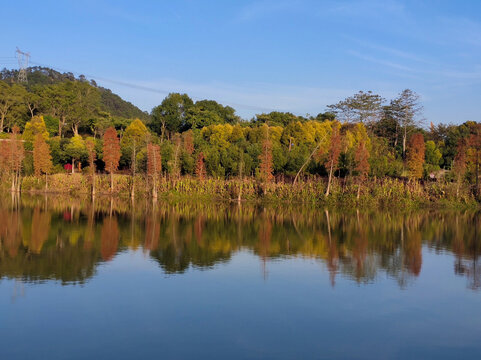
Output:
top-left (7, 173), bottom-right (479, 209)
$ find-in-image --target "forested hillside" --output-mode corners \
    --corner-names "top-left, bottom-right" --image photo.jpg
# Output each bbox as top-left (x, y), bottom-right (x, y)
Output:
top-left (0, 66), bottom-right (149, 126)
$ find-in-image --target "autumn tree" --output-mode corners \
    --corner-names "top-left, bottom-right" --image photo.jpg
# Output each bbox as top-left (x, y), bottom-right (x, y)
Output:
top-left (182, 130), bottom-right (194, 155)
top-left (103, 127), bottom-right (121, 192)
top-left (325, 124), bottom-right (342, 196)
top-left (406, 133), bottom-right (425, 179)
top-left (23, 115), bottom-right (49, 143)
top-left (467, 124), bottom-right (481, 194)
top-left (195, 152), bottom-right (206, 180)
top-left (355, 139), bottom-right (370, 199)
top-left (453, 138), bottom-right (467, 198)
top-left (147, 143), bottom-right (162, 199)
top-left (33, 134), bottom-right (53, 191)
top-left (121, 119), bottom-right (149, 199)
top-left (169, 134), bottom-right (182, 178)
top-left (1, 126), bottom-right (25, 192)
top-left (258, 124), bottom-right (274, 185)
top-left (85, 137), bottom-right (97, 197)
top-left (181, 130), bottom-right (195, 174)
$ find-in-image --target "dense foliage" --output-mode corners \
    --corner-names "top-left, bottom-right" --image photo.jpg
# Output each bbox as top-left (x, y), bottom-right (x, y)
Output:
top-left (1, 66), bottom-right (481, 202)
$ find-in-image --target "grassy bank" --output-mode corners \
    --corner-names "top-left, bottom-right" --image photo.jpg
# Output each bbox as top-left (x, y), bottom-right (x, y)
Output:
top-left (9, 173), bottom-right (479, 210)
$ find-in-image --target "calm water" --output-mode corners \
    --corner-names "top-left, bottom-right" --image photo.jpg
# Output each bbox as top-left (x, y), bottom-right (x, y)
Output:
top-left (1, 196), bottom-right (480, 359)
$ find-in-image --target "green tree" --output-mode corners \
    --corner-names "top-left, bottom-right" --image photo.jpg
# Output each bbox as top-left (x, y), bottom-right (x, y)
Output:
top-left (121, 119), bottom-right (150, 198)
top-left (65, 135), bottom-right (87, 173)
top-left (424, 140), bottom-right (443, 174)
top-left (0, 83), bottom-right (26, 132)
top-left (151, 93), bottom-right (194, 139)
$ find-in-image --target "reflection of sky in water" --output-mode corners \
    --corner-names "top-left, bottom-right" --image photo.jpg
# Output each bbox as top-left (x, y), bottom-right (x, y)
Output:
top-left (1, 248), bottom-right (481, 359)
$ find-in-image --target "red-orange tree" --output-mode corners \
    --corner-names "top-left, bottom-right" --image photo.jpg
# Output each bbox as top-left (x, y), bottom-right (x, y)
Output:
top-left (102, 127), bottom-right (121, 192)
top-left (1, 126), bottom-right (25, 192)
top-left (453, 138), bottom-right (467, 198)
top-left (182, 130), bottom-right (194, 155)
top-left (195, 152), bottom-right (206, 180)
top-left (147, 143), bottom-right (162, 199)
top-left (33, 134), bottom-right (53, 191)
top-left (406, 133), bottom-right (425, 179)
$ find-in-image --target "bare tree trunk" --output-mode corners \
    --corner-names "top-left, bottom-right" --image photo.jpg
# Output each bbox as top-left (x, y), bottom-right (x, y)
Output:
top-left (294, 137), bottom-right (327, 185)
top-left (45, 173), bottom-right (48, 192)
top-left (357, 181), bottom-right (361, 200)
top-left (325, 161), bottom-right (334, 197)
top-left (59, 116), bottom-right (66, 138)
top-left (16, 171), bottom-right (21, 193)
top-left (131, 144), bottom-right (136, 200)
top-left (72, 124), bottom-right (79, 136)
top-left (110, 171), bottom-right (114, 193)
top-left (28, 104), bottom-right (35, 118)
top-left (92, 172), bottom-right (96, 198)
top-left (394, 123), bottom-right (399, 148)
top-left (152, 177), bottom-right (158, 200)
top-left (0, 114), bottom-right (5, 132)
top-left (72, 159), bottom-right (75, 174)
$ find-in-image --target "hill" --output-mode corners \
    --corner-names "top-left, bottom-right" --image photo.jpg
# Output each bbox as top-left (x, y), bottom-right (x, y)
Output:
top-left (0, 66), bottom-right (149, 121)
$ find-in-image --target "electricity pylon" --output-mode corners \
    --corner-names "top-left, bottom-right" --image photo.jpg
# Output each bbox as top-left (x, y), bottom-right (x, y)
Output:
top-left (15, 47), bottom-right (30, 83)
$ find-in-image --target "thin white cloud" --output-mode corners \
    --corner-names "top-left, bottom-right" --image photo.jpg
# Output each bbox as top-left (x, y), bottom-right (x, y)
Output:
top-left (100, 77), bottom-right (355, 118)
top-left (344, 37), bottom-right (438, 66)
top-left (346, 50), bottom-right (416, 73)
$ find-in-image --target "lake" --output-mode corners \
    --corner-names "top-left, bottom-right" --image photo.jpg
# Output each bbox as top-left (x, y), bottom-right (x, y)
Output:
top-left (1, 195), bottom-right (480, 359)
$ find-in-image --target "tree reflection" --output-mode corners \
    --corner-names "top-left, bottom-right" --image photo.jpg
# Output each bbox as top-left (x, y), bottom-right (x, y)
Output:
top-left (101, 216), bottom-right (119, 261)
top-left (0, 195), bottom-right (479, 290)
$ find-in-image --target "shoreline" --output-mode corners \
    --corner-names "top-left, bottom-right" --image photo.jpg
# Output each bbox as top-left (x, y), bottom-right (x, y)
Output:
top-left (3, 173), bottom-right (478, 211)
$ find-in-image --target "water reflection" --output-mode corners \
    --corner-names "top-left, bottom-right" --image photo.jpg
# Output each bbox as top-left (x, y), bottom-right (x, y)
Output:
top-left (0, 195), bottom-right (480, 290)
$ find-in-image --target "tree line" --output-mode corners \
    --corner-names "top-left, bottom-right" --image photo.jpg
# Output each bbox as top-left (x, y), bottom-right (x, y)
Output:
top-left (1, 67), bottom-right (481, 199)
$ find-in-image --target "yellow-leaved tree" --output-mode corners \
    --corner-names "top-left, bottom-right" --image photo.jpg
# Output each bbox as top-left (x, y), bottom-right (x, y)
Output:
top-left (121, 119), bottom-right (150, 199)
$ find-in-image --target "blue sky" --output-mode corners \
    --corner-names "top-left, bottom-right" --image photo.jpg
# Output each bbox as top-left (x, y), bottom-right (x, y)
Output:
top-left (1, 0), bottom-right (480, 124)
